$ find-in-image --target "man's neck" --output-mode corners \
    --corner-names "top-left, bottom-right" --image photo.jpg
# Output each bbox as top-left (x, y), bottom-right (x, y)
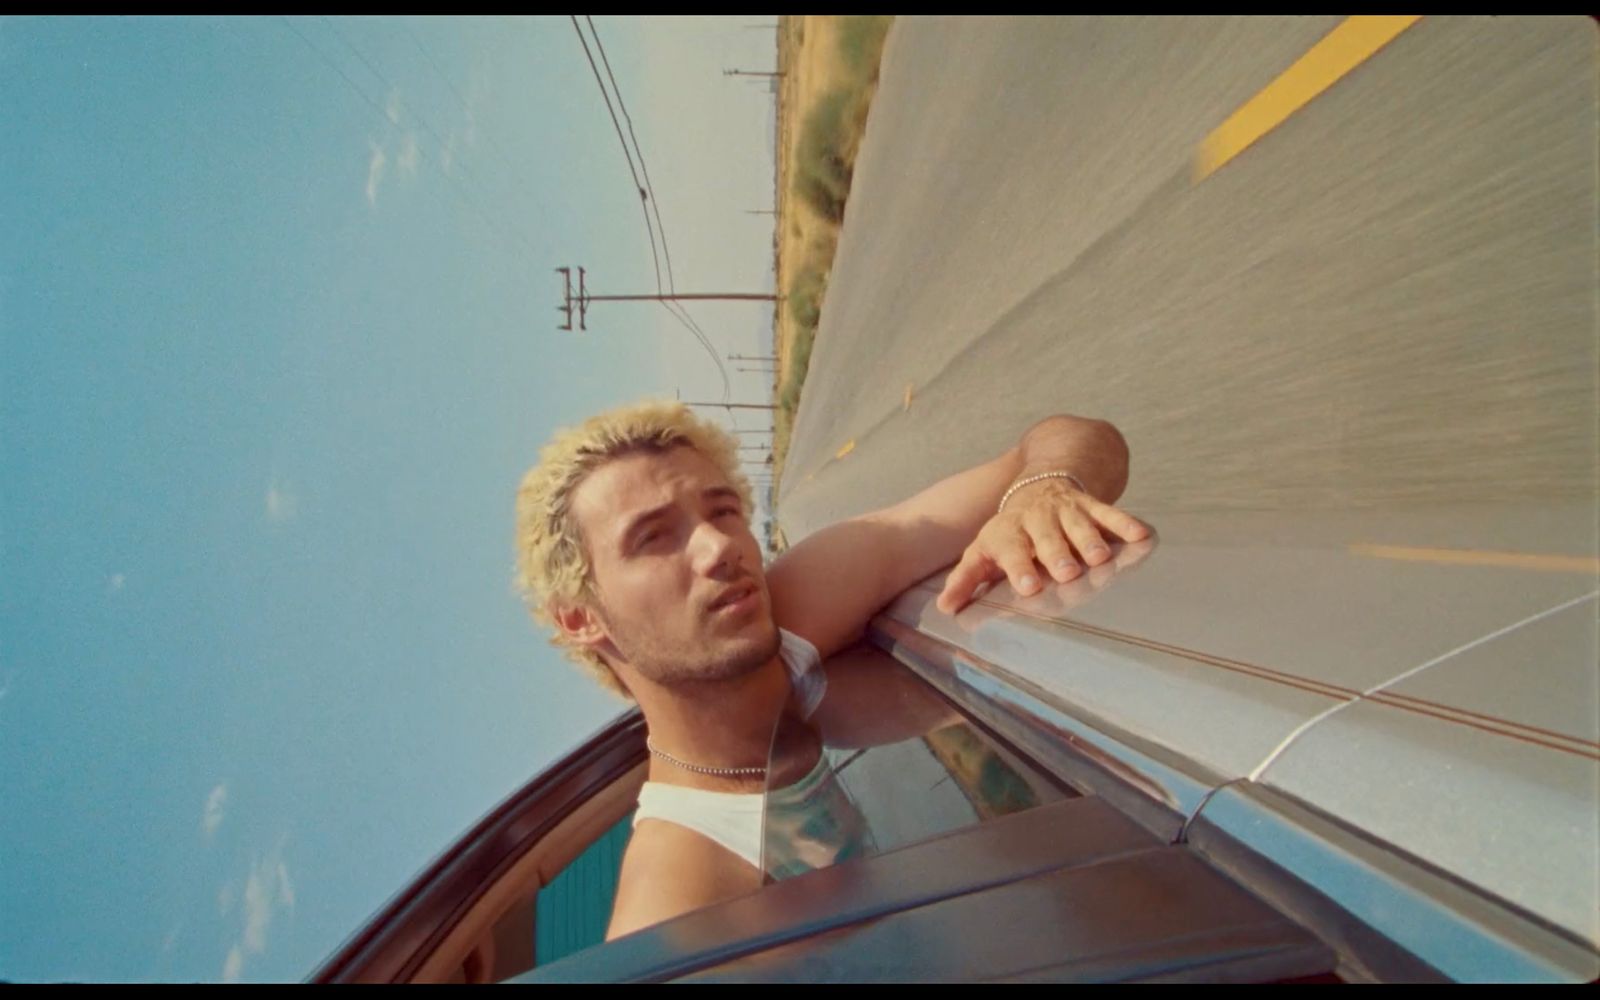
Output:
top-left (632, 655), bottom-right (792, 792)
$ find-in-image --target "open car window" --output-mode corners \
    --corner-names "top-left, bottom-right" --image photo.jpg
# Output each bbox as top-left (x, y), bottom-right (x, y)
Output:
top-left (760, 642), bottom-right (1076, 880)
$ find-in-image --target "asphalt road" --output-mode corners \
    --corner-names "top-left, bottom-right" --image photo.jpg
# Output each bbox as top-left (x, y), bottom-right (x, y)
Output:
top-left (776, 16), bottom-right (1597, 547)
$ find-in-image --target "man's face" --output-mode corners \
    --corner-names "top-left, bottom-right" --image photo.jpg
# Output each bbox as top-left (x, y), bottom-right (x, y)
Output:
top-left (567, 444), bottom-right (778, 688)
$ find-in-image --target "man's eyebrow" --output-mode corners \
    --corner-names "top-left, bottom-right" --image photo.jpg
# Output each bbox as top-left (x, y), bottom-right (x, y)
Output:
top-left (619, 488), bottom-right (742, 550)
top-left (619, 503), bottom-right (673, 550)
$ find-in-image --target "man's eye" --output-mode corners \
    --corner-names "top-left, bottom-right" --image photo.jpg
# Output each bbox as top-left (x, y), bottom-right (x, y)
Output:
top-left (715, 507), bottom-right (741, 519)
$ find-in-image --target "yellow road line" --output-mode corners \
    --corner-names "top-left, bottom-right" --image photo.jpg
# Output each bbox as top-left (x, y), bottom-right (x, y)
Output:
top-left (1349, 543), bottom-right (1600, 575)
top-left (835, 439), bottom-right (856, 459)
top-left (1196, 15), bottom-right (1421, 182)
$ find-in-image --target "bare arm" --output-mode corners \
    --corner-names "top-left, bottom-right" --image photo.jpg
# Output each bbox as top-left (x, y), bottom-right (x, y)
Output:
top-left (768, 415), bottom-right (1147, 659)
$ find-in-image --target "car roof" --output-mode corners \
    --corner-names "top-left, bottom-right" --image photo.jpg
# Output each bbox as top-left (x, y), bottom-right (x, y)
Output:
top-left (873, 504), bottom-right (1598, 961)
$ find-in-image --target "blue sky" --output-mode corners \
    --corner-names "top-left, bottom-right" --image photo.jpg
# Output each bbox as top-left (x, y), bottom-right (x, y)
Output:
top-left (1, 15), bottom-right (779, 982)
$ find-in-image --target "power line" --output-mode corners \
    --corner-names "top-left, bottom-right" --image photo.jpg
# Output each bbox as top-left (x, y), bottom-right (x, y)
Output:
top-left (401, 22), bottom-right (474, 125)
top-left (658, 299), bottom-right (726, 400)
top-left (568, 16), bottom-right (664, 293)
top-left (661, 301), bottom-right (731, 400)
top-left (583, 16), bottom-right (740, 401)
top-left (581, 16), bottom-right (729, 399)
top-left (276, 16), bottom-right (540, 263)
top-left (320, 17), bottom-right (515, 211)
top-left (664, 300), bottom-right (716, 354)
top-left (569, 16), bottom-right (734, 400)
top-left (554, 265), bottom-right (734, 398)
top-left (586, 15), bottom-right (677, 294)
top-left (400, 20), bottom-right (549, 222)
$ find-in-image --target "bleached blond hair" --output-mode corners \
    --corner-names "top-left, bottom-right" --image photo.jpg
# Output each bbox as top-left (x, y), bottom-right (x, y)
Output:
top-left (514, 399), bottom-right (753, 700)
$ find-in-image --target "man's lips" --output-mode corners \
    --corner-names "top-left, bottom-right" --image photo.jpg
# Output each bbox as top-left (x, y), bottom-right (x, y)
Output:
top-left (707, 581), bottom-right (759, 613)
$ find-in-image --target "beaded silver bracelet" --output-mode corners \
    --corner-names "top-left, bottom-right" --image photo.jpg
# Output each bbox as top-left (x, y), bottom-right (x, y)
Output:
top-left (997, 471), bottom-right (1089, 516)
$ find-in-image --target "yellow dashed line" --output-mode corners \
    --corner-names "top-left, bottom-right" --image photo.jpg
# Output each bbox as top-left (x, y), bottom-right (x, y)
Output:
top-left (903, 383), bottom-right (914, 411)
top-left (1349, 544), bottom-right (1600, 575)
top-left (1196, 15), bottom-right (1421, 182)
top-left (835, 439), bottom-right (856, 460)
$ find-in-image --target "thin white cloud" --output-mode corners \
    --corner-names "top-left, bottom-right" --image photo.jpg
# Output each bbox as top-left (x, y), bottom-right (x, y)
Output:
top-left (384, 88), bottom-right (402, 126)
top-left (108, 573), bottom-right (125, 593)
top-left (397, 131), bottom-right (420, 178)
top-left (222, 838), bottom-right (293, 982)
top-left (277, 862), bottom-right (295, 909)
top-left (222, 944), bottom-right (244, 984)
top-left (365, 141), bottom-right (387, 208)
top-left (203, 783), bottom-right (228, 840)
top-left (242, 864), bottom-right (272, 953)
top-left (265, 480), bottom-right (297, 523)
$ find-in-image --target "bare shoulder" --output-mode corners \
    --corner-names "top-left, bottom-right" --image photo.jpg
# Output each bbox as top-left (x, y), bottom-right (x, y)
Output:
top-left (605, 819), bottom-right (765, 941)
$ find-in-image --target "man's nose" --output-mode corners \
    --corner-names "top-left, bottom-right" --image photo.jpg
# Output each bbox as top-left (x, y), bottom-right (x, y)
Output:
top-left (689, 517), bottom-right (741, 577)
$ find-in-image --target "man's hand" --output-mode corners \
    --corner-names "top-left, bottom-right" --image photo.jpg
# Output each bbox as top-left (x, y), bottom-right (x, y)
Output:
top-left (770, 414), bottom-right (1139, 657)
top-left (935, 476), bottom-right (1150, 615)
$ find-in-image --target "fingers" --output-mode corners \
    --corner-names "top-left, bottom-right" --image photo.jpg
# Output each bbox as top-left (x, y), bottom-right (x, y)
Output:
top-left (936, 545), bottom-right (997, 614)
top-left (995, 541), bottom-right (1043, 597)
top-left (1025, 508), bottom-right (1084, 583)
top-left (937, 526), bottom-right (1044, 613)
top-left (1087, 499), bottom-right (1151, 543)
top-left (938, 502), bottom-right (1156, 616)
top-left (1059, 507), bottom-right (1113, 567)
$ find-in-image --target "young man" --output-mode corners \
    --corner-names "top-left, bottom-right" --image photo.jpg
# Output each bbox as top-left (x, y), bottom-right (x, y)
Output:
top-left (513, 401), bottom-right (1147, 940)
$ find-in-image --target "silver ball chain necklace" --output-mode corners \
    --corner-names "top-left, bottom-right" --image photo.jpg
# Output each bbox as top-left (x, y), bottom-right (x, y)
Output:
top-left (646, 736), bottom-right (768, 777)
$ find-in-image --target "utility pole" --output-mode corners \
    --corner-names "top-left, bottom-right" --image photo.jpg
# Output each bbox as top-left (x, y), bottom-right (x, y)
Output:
top-left (684, 401), bottom-right (779, 412)
top-left (555, 267), bottom-right (586, 331)
top-left (557, 266), bottom-right (779, 331)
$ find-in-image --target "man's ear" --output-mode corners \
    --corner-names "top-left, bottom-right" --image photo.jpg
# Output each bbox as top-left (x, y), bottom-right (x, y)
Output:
top-left (552, 600), bottom-right (608, 650)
